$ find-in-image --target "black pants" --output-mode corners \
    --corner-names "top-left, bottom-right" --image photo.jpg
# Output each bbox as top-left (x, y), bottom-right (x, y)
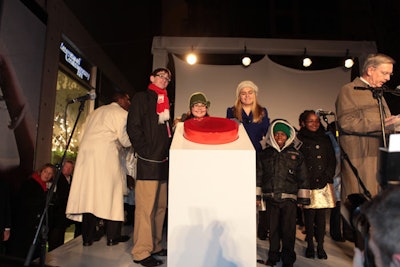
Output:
top-left (329, 202), bottom-right (343, 240)
top-left (48, 226), bottom-right (67, 251)
top-left (124, 203), bottom-right (135, 226)
top-left (257, 210), bottom-right (269, 239)
top-left (304, 208), bottom-right (327, 248)
top-left (267, 199), bottom-right (297, 265)
top-left (82, 213), bottom-right (121, 242)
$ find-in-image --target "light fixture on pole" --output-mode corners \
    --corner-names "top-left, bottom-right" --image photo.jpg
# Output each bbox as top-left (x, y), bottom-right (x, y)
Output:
top-left (186, 46), bottom-right (197, 65)
top-left (344, 49), bottom-right (354, 69)
top-left (241, 46), bottom-right (251, 67)
top-left (302, 48), bottom-right (312, 67)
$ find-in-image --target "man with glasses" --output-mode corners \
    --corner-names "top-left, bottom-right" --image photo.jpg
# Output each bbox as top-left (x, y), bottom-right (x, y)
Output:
top-left (127, 68), bottom-right (172, 267)
top-left (335, 53), bottom-right (397, 205)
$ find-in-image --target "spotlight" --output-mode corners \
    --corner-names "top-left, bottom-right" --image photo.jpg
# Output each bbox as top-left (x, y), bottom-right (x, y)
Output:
top-left (241, 45), bottom-right (251, 67)
top-left (186, 53), bottom-right (197, 65)
top-left (302, 48), bottom-right (312, 67)
top-left (186, 46), bottom-right (197, 65)
top-left (242, 56), bottom-right (251, 67)
top-left (344, 49), bottom-right (354, 69)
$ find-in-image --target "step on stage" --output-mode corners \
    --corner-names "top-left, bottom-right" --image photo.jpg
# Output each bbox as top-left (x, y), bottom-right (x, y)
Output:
top-left (16, 225), bottom-right (354, 267)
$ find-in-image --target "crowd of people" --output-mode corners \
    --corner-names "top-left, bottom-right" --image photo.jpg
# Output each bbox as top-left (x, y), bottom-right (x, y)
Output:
top-left (1, 53), bottom-right (400, 267)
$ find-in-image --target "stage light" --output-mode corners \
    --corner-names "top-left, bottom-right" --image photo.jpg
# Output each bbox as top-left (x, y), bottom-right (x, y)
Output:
top-left (241, 46), bottom-right (251, 67)
top-left (242, 56), bottom-right (251, 67)
top-left (302, 48), bottom-right (312, 67)
top-left (344, 49), bottom-right (354, 69)
top-left (186, 46), bottom-right (197, 65)
top-left (186, 53), bottom-right (197, 65)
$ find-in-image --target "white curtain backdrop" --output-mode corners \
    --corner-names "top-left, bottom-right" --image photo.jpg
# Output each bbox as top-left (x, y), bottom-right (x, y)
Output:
top-left (173, 54), bottom-right (351, 129)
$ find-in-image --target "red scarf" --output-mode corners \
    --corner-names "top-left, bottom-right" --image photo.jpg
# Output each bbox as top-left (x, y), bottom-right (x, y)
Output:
top-left (148, 83), bottom-right (170, 124)
top-left (32, 172), bottom-right (47, 192)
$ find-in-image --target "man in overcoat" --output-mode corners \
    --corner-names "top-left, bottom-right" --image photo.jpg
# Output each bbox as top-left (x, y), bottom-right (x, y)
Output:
top-left (66, 91), bottom-right (132, 246)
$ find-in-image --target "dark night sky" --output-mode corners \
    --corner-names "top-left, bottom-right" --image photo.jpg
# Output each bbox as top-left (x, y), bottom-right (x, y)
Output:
top-left (63, 0), bottom-right (400, 112)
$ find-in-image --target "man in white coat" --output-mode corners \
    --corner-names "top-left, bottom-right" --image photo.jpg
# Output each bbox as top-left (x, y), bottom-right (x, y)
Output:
top-left (66, 91), bottom-right (132, 246)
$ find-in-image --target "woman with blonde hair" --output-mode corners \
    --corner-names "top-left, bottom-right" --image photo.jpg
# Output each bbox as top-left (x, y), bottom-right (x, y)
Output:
top-left (226, 80), bottom-right (270, 152)
top-left (227, 80), bottom-right (270, 242)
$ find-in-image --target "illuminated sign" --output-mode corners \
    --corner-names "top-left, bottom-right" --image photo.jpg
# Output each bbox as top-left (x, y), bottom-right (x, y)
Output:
top-left (60, 42), bottom-right (90, 81)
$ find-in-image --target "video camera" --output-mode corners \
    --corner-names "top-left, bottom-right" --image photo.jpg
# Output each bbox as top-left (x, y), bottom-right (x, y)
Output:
top-left (343, 146), bottom-right (400, 267)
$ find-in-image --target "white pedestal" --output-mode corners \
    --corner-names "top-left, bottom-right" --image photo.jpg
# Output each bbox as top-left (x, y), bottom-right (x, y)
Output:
top-left (168, 122), bottom-right (256, 267)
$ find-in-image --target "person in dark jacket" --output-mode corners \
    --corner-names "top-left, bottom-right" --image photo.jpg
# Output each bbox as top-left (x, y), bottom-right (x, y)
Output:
top-left (257, 119), bottom-right (310, 267)
top-left (48, 160), bottom-right (75, 251)
top-left (8, 163), bottom-right (55, 259)
top-left (297, 110), bottom-right (336, 260)
top-left (127, 68), bottom-right (172, 267)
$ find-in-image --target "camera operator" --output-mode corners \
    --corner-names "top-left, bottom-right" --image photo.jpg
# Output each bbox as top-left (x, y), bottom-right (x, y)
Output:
top-left (353, 185), bottom-right (400, 267)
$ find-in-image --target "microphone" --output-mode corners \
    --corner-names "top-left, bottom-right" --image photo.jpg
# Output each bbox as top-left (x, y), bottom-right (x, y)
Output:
top-left (315, 109), bottom-right (335, 116)
top-left (68, 89), bottom-right (96, 104)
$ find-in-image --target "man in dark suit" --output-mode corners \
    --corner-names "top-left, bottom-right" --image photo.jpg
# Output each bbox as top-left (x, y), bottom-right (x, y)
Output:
top-left (48, 160), bottom-right (75, 251)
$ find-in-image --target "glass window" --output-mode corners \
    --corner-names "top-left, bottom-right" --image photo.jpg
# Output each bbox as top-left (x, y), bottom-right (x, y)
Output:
top-left (51, 70), bottom-right (93, 163)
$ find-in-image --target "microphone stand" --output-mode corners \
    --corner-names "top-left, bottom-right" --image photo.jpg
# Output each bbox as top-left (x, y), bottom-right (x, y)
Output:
top-left (24, 100), bottom-right (87, 267)
top-left (371, 88), bottom-right (387, 148)
top-left (354, 86), bottom-right (389, 148)
top-left (321, 114), bottom-right (372, 201)
top-left (321, 114), bottom-right (371, 252)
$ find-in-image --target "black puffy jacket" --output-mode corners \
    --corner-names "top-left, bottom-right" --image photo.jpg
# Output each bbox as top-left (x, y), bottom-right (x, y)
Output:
top-left (297, 127), bottom-right (336, 189)
top-left (256, 120), bottom-right (310, 205)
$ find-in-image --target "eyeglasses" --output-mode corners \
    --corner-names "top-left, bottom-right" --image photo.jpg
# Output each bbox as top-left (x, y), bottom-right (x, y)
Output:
top-left (379, 71), bottom-right (393, 77)
top-left (192, 103), bottom-right (206, 109)
top-left (155, 74), bottom-right (171, 82)
top-left (373, 67), bottom-right (393, 77)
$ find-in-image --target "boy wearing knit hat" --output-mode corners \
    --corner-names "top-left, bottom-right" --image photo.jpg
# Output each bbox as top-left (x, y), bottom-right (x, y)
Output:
top-left (256, 119), bottom-right (310, 267)
top-left (273, 122), bottom-right (291, 147)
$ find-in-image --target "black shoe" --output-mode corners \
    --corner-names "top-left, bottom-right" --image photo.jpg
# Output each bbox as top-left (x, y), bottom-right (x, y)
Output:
top-left (256, 259), bottom-right (265, 264)
top-left (133, 256), bottom-right (163, 267)
top-left (317, 247), bottom-right (328, 259)
top-left (83, 241), bottom-right (93, 246)
top-left (152, 249), bottom-right (167, 256)
top-left (107, 235), bottom-right (130, 246)
top-left (305, 247), bottom-right (315, 258)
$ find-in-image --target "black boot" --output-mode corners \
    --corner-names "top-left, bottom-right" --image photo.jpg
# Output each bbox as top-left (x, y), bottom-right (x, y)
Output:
top-left (305, 244), bottom-right (315, 258)
top-left (317, 246), bottom-right (328, 259)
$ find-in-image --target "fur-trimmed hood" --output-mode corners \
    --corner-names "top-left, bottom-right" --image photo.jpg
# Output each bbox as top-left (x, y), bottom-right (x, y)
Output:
top-left (260, 119), bottom-right (302, 152)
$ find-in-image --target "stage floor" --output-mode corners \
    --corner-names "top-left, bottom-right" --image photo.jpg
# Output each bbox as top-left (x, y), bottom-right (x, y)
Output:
top-left (43, 225), bottom-right (354, 267)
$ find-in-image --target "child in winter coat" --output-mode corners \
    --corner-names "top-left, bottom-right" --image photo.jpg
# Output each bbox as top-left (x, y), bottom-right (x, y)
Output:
top-left (256, 119), bottom-right (310, 267)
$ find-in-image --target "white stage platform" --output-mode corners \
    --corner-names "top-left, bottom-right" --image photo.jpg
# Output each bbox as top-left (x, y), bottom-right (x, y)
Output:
top-left (168, 122), bottom-right (256, 267)
top-left (40, 225), bottom-right (354, 267)
top-left (39, 121), bottom-right (355, 267)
